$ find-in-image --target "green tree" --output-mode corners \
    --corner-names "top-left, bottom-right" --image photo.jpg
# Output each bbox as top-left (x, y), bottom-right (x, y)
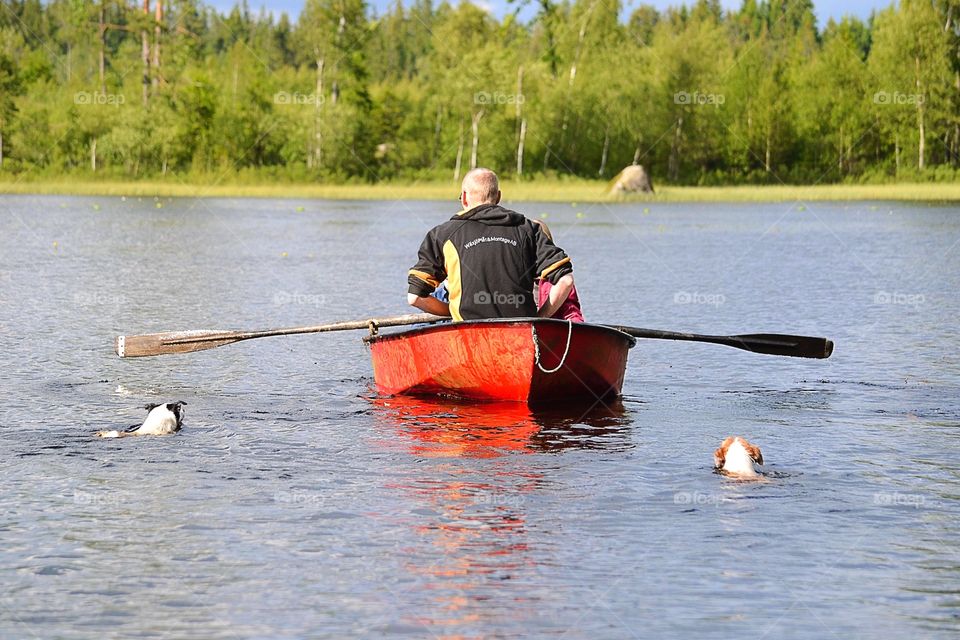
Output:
top-left (793, 18), bottom-right (871, 179)
top-left (869, 0), bottom-right (953, 174)
top-left (0, 50), bottom-right (22, 169)
top-left (649, 6), bottom-right (731, 182)
top-left (295, 0), bottom-right (374, 176)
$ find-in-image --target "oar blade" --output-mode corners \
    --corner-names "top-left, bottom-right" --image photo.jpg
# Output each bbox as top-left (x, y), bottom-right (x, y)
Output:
top-left (115, 313), bottom-right (448, 358)
top-left (735, 334), bottom-right (834, 359)
top-left (608, 325), bottom-right (834, 359)
top-left (116, 331), bottom-right (242, 358)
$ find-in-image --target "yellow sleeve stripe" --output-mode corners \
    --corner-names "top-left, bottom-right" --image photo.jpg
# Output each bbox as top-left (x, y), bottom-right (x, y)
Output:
top-left (540, 257), bottom-right (571, 280)
top-left (409, 270), bottom-right (441, 289)
top-left (442, 240), bottom-right (463, 322)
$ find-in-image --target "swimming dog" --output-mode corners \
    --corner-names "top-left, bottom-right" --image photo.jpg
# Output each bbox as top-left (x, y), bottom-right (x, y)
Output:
top-left (96, 402), bottom-right (186, 438)
top-left (714, 436), bottom-right (763, 478)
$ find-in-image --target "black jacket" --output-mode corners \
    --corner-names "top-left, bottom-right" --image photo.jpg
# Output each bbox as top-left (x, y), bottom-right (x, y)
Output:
top-left (408, 204), bottom-right (573, 321)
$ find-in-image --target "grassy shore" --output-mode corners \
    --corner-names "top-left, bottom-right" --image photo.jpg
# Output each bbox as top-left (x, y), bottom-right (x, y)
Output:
top-left (1, 177), bottom-right (958, 202)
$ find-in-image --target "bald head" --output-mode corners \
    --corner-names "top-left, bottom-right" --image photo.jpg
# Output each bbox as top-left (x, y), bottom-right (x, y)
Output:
top-left (461, 168), bottom-right (501, 209)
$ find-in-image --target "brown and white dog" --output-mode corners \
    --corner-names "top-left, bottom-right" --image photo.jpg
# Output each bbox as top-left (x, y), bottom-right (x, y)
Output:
top-left (714, 436), bottom-right (763, 478)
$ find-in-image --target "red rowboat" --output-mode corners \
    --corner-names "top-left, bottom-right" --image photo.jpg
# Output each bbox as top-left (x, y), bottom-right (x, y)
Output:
top-left (365, 318), bottom-right (635, 405)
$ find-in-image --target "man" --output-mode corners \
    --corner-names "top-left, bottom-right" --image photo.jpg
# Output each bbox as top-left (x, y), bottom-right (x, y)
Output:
top-left (407, 168), bottom-right (575, 321)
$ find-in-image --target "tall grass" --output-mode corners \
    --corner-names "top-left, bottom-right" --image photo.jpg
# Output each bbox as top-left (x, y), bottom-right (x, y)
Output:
top-left (1, 177), bottom-right (957, 202)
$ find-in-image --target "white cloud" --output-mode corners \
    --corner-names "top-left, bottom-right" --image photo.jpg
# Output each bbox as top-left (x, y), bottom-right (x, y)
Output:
top-left (464, 0), bottom-right (496, 15)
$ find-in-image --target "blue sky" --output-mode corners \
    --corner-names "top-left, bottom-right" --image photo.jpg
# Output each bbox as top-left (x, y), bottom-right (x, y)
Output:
top-left (215, 0), bottom-right (897, 26)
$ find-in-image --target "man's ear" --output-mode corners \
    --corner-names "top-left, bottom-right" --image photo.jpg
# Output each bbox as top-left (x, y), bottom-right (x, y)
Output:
top-left (460, 191), bottom-right (469, 208)
top-left (495, 190), bottom-right (502, 204)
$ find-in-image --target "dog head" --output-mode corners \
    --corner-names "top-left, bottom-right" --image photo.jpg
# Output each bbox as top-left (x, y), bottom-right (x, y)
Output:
top-left (144, 401), bottom-right (187, 428)
top-left (714, 436), bottom-right (763, 469)
top-left (166, 401), bottom-right (186, 428)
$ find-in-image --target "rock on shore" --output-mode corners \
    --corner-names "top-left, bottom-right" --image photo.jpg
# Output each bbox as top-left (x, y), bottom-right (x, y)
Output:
top-left (611, 165), bottom-right (654, 194)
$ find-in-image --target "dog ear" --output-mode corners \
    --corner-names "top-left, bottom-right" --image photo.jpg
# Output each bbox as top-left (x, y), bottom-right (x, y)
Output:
top-left (745, 442), bottom-right (763, 465)
top-left (144, 403), bottom-right (160, 412)
top-left (714, 436), bottom-right (734, 468)
top-left (170, 402), bottom-right (185, 423)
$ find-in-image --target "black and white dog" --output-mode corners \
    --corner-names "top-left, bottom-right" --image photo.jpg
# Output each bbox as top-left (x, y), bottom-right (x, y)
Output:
top-left (97, 402), bottom-right (186, 438)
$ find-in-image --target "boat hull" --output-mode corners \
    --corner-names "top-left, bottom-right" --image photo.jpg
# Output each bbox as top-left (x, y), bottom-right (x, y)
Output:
top-left (366, 319), bottom-right (635, 405)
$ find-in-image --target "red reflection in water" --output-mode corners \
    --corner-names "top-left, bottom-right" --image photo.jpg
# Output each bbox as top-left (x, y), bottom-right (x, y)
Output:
top-left (366, 394), bottom-right (633, 635)
top-left (368, 394), bottom-right (631, 459)
top-left (369, 396), bottom-right (542, 458)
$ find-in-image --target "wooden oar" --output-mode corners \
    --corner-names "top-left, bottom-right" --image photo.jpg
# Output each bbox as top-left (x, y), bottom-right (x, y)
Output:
top-left (606, 325), bottom-right (834, 359)
top-left (116, 313), bottom-right (447, 358)
top-left (117, 314), bottom-right (832, 360)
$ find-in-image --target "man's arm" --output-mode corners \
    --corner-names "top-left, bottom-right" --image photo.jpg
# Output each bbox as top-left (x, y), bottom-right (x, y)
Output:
top-left (408, 293), bottom-right (451, 317)
top-left (531, 220), bottom-right (573, 288)
top-left (537, 273), bottom-right (574, 318)
top-left (408, 229), bottom-right (449, 315)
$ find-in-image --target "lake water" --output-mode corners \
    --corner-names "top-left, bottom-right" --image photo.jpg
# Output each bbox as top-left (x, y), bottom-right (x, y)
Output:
top-left (1, 195), bottom-right (958, 638)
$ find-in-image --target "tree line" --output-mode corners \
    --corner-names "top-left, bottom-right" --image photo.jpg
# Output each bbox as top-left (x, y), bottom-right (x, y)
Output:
top-left (0, 0), bottom-right (957, 185)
